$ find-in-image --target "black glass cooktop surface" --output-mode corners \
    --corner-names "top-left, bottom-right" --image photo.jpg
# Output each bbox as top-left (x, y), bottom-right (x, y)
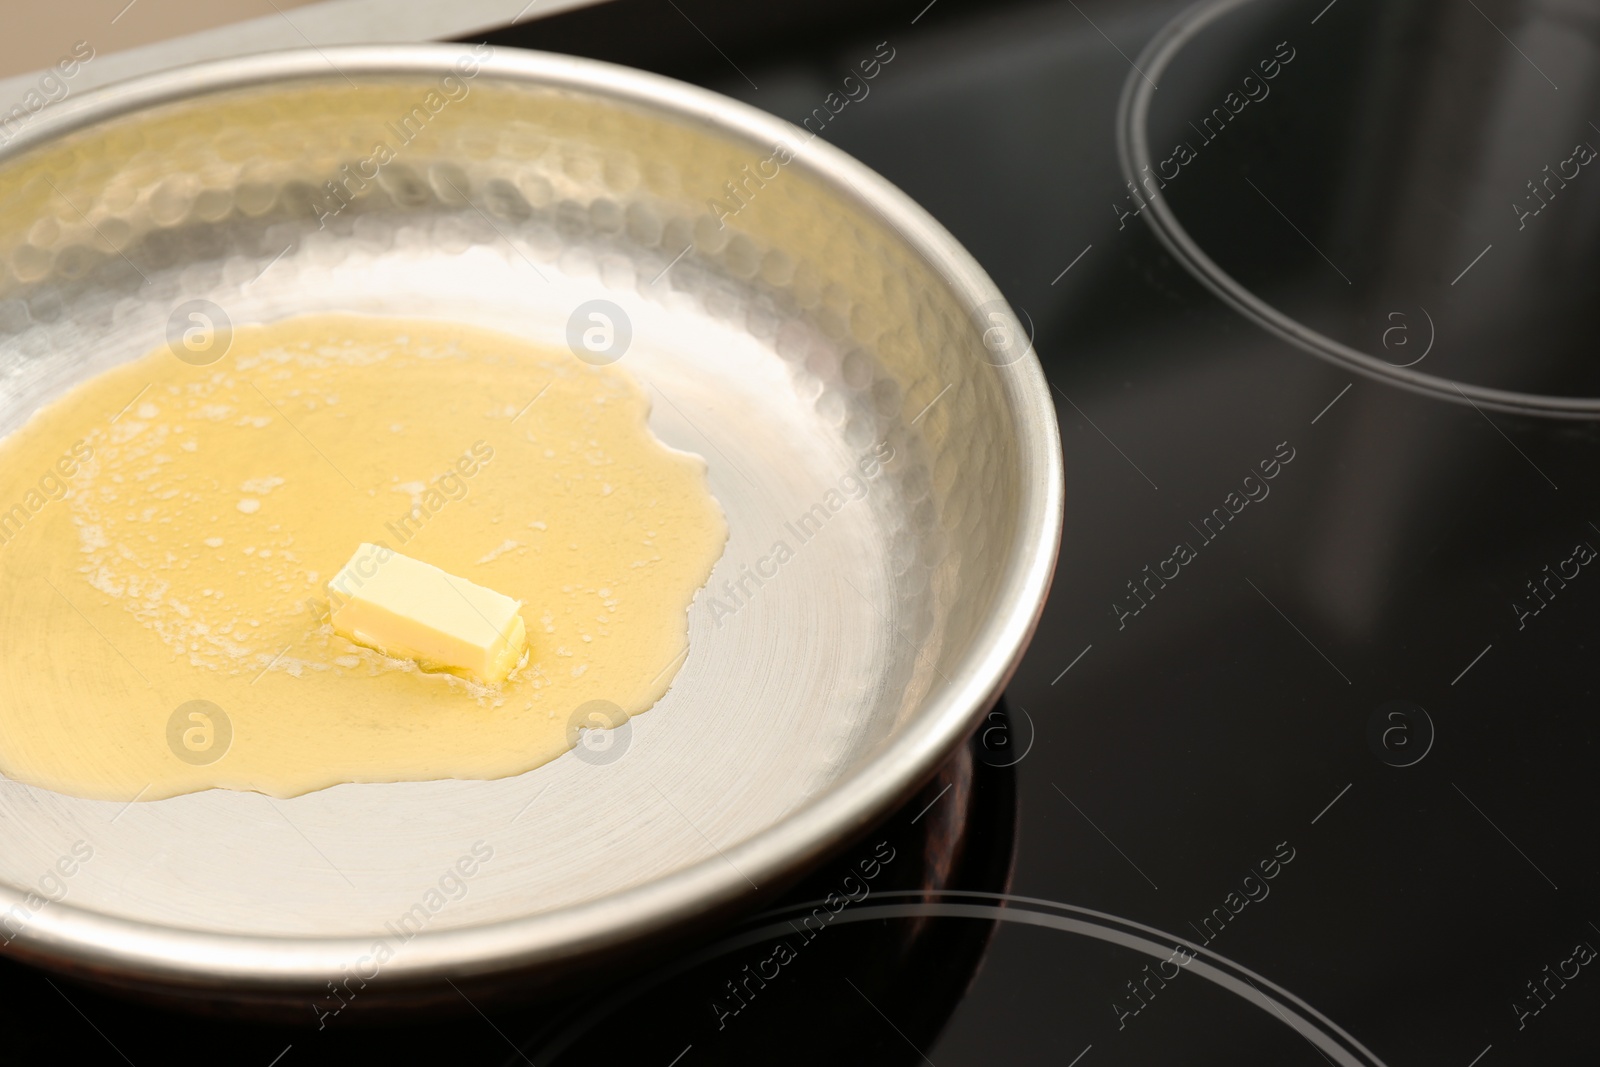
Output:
top-left (6, 0), bottom-right (1598, 1063)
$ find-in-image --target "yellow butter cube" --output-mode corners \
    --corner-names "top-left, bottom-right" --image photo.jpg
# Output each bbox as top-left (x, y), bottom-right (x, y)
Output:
top-left (327, 543), bottom-right (527, 683)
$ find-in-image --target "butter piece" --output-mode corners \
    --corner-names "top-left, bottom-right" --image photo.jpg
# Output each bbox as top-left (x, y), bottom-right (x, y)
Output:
top-left (327, 543), bottom-right (526, 683)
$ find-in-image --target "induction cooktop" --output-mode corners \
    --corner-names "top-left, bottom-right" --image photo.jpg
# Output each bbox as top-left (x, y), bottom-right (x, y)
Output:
top-left (5, 0), bottom-right (1596, 1064)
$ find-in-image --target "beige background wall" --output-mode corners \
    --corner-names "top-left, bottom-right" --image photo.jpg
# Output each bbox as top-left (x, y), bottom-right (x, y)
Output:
top-left (0, 0), bottom-right (320, 79)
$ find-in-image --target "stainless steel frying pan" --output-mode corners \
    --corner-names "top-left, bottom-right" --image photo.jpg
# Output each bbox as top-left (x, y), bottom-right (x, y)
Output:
top-left (0, 44), bottom-right (1061, 1009)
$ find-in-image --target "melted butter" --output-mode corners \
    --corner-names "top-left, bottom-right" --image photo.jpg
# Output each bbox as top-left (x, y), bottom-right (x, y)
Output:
top-left (0, 314), bottom-right (727, 801)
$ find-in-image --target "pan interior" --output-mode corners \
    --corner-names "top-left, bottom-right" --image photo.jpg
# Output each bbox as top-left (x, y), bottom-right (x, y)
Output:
top-left (0, 64), bottom-right (1020, 938)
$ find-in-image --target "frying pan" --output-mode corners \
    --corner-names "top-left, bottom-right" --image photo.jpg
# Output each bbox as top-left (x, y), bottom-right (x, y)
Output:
top-left (0, 44), bottom-right (1062, 1010)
